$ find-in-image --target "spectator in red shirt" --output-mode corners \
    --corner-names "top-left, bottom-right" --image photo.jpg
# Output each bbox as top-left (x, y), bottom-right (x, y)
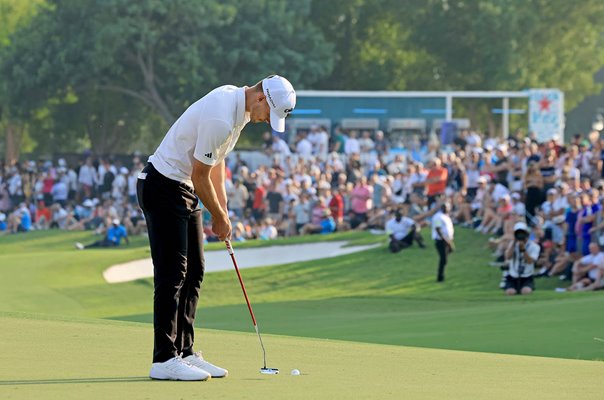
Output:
top-left (425, 158), bottom-right (448, 207)
top-left (329, 186), bottom-right (345, 224)
top-left (252, 183), bottom-right (266, 222)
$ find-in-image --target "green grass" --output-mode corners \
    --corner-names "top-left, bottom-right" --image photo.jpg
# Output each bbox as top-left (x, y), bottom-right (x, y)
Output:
top-left (1, 229), bottom-right (603, 362)
top-left (1, 313), bottom-right (603, 400)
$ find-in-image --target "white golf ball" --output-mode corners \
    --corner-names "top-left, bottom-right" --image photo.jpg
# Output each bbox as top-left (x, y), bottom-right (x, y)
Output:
top-left (291, 369), bottom-right (300, 376)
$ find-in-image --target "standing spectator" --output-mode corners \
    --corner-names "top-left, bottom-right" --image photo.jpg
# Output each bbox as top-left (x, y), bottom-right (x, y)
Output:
top-left (127, 168), bottom-right (139, 204)
top-left (252, 182), bottom-right (267, 222)
top-left (504, 222), bottom-right (540, 295)
top-left (51, 171), bottom-right (68, 207)
top-left (350, 176), bottom-right (373, 228)
top-left (293, 193), bottom-right (312, 234)
top-left (227, 179), bottom-right (249, 219)
top-left (344, 130), bottom-right (361, 156)
top-left (332, 127), bottom-right (347, 154)
top-left (265, 183), bottom-right (284, 222)
top-left (315, 125), bottom-right (330, 160)
top-left (99, 159), bottom-right (116, 200)
top-left (112, 167), bottom-right (128, 202)
top-left (523, 161), bottom-right (544, 222)
top-left (577, 191), bottom-right (600, 256)
top-left (374, 130), bottom-right (389, 157)
top-left (425, 158), bottom-right (448, 207)
top-left (78, 157), bottom-right (98, 199)
top-left (296, 132), bottom-right (313, 161)
top-left (329, 186), bottom-right (345, 226)
top-left (432, 203), bottom-right (455, 282)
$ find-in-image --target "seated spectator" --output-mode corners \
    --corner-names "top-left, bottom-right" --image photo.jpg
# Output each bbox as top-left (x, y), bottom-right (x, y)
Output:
top-left (301, 209), bottom-right (336, 235)
top-left (503, 222), bottom-right (540, 295)
top-left (35, 200), bottom-right (52, 230)
top-left (385, 208), bottom-right (425, 253)
top-left (568, 243), bottom-right (604, 291)
top-left (0, 212), bottom-right (7, 233)
top-left (75, 218), bottom-right (129, 249)
top-left (258, 218), bottom-right (278, 240)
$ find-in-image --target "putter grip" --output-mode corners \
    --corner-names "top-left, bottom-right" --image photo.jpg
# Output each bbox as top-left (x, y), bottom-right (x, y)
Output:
top-left (225, 240), bottom-right (234, 255)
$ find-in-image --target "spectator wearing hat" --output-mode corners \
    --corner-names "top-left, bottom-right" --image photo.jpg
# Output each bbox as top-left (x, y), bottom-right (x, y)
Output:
top-left (503, 222), bottom-right (540, 295)
top-left (75, 218), bottom-right (129, 249)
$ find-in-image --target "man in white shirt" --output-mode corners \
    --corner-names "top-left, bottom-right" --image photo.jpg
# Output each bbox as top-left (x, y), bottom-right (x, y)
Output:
top-left (296, 132), bottom-right (313, 160)
top-left (569, 242), bottom-right (604, 291)
top-left (344, 130), bottom-right (361, 156)
top-left (432, 203), bottom-right (455, 282)
top-left (138, 75), bottom-right (295, 381)
top-left (504, 222), bottom-right (540, 295)
top-left (386, 208), bottom-right (426, 252)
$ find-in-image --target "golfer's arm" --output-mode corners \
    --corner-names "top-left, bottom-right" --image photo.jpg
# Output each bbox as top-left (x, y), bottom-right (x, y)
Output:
top-left (192, 160), bottom-right (227, 220)
top-left (210, 160), bottom-right (228, 212)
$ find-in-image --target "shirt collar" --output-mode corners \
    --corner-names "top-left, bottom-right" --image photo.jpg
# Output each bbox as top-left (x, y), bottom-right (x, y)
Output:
top-left (236, 87), bottom-right (249, 127)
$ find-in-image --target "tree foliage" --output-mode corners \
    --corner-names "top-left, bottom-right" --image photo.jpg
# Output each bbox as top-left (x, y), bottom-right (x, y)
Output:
top-left (1, 0), bottom-right (604, 155)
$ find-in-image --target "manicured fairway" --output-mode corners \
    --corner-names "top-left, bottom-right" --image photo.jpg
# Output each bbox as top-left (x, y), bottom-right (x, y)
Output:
top-left (1, 229), bottom-right (602, 361)
top-left (1, 313), bottom-right (603, 400)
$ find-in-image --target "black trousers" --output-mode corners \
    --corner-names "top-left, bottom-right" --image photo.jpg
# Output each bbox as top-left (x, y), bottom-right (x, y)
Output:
top-left (435, 239), bottom-right (449, 281)
top-left (137, 163), bottom-right (204, 363)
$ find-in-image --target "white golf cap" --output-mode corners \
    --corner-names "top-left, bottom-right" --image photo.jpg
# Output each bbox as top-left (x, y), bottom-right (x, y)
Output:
top-left (112, 218), bottom-right (120, 225)
top-left (262, 75), bottom-right (296, 133)
top-left (513, 221), bottom-right (529, 232)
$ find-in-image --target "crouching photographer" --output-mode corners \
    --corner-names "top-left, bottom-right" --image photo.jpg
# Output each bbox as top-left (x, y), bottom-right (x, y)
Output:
top-left (503, 222), bottom-right (541, 295)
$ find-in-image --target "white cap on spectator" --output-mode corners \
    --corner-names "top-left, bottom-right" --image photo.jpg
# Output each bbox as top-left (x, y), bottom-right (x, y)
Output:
top-left (83, 199), bottom-right (94, 207)
top-left (511, 192), bottom-right (521, 200)
top-left (120, 167), bottom-right (129, 174)
top-left (58, 158), bottom-right (67, 167)
top-left (513, 221), bottom-right (529, 233)
top-left (262, 75), bottom-right (296, 133)
top-left (112, 218), bottom-right (120, 225)
top-left (0, 213), bottom-right (5, 222)
top-left (547, 188), bottom-right (557, 195)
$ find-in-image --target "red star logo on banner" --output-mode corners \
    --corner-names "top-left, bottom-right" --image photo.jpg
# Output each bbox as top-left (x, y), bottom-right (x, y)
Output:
top-left (538, 97), bottom-right (551, 112)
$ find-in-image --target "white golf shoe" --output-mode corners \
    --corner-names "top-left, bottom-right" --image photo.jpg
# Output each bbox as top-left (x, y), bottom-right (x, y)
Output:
top-left (149, 356), bottom-right (211, 381)
top-left (183, 352), bottom-right (228, 378)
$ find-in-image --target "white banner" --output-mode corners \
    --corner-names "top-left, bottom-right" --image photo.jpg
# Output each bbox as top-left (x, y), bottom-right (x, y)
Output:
top-left (529, 89), bottom-right (564, 143)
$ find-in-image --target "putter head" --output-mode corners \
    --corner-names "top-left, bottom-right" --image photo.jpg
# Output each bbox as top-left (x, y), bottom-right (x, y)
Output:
top-left (260, 367), bottom-right (279, 375)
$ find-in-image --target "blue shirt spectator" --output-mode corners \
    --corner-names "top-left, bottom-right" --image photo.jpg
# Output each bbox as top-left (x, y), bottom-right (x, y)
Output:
top-left (107, 223), bottom-right (128, 245)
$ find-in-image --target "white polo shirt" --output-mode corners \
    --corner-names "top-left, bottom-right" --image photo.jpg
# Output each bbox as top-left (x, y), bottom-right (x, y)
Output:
top-left (148, 85), bottom-right (250, 185)
top-left (386, 217), bottom-right (416, 240)
top-left (431, 211), bottom-right (454, 241)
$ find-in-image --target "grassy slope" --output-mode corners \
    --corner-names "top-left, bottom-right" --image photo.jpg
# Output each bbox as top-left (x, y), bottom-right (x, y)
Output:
top-left (1, 313), bottom-right (603, 400)
top-left (1, 229), bottom-right (603, 361)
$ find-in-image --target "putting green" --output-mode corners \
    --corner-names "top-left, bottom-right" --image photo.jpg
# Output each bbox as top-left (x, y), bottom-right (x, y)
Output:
top-left (1, 313), bottom-right (602, 400)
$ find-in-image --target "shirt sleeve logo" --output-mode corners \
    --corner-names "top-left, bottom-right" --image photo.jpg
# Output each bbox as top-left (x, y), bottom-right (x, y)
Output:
top-left (204, 152), bottom-right (213, 159)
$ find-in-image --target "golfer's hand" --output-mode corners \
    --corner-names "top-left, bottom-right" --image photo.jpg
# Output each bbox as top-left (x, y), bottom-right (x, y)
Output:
top-left (448, 242), bottom-right (455, 252)
top-left (212, 214), bottom-right (232, 241)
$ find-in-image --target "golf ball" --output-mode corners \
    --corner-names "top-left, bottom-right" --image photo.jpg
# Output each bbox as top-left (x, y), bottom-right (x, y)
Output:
top-left (291, 369), bottom-right (300, 376)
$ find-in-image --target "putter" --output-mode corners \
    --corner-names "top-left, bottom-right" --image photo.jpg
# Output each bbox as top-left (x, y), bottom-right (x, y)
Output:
top-left (225, 240), bottom-right (279, 375)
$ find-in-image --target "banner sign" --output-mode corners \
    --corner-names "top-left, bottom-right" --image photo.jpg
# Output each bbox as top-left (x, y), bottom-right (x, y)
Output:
top-left (529, 89), bottom-right (564, 143)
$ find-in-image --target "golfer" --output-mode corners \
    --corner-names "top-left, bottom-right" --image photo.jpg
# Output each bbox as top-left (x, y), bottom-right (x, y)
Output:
top-left (137, 75), bottom-right (296, 381)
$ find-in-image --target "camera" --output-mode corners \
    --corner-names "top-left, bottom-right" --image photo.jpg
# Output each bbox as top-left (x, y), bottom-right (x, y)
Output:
top-left (514, 230), bottom-right (529, 241)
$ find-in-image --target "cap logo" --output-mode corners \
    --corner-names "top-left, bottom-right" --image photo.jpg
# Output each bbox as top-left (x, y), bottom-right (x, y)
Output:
top-left (265, 88), bottom-right (277, 108)
top-left (284, 108), bottom-right (293, 114)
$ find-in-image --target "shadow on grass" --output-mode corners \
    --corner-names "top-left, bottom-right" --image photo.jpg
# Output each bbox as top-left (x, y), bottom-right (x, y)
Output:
top-left (0, 376), bottom-right (151, 385)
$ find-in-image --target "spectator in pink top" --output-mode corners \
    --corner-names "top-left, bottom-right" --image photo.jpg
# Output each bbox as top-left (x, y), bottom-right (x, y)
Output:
top-left (350, 176), bottom-right (373, 228)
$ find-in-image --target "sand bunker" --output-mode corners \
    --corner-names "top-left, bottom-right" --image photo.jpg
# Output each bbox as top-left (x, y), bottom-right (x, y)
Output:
top-left (103, 240), bottom-right (379, 283)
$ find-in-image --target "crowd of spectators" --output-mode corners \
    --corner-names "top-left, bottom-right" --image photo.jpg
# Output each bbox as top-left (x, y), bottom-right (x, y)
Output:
top-left (2, 124), bottom-right (604, 293)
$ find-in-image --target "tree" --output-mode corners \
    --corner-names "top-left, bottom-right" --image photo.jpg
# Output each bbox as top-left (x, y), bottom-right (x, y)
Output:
top-left (0, 0), bottom-right (45, 162)
top-left (1, 0), bottom-right (334, 135)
